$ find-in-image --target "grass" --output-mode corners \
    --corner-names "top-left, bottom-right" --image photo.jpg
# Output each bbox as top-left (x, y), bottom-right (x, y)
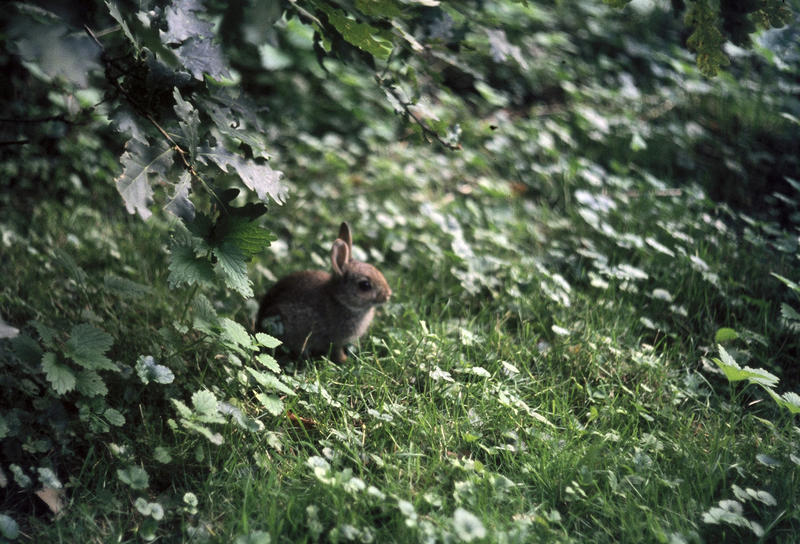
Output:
top-left (3, 4), bottom-right (800, 543)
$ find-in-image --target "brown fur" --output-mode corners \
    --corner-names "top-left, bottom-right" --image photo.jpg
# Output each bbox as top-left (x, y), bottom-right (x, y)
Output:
top-left (256, 222), bottom-right (391, 363)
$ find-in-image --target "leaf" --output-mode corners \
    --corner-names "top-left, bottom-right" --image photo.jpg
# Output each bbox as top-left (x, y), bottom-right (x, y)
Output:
top-left (106, 1), bottom-right (139, 51)
top-left (154, 446), bottom-right (172, 464)
top-left (180, 419), bottom-right (224, 444)
top-left (213, 242), bottom-right (254, 298)
top-left (117, 466), bottom-right (149, 490)
top-left (684, 0), bottom-right (730, 77)
top-left (713, 346), bottom-right (779, 387)
top-left (191, 390), bottom-right (220, 418)
top-left (0, 513), bottom-right (19, 540)
top-left (64, 324), bottom-right (116, 371)
top-left (0, 316), bottom-right (19, 339)
top-left (235, 530), bottom-right (272, 544)
top-left (135, 498), bottom-right (165, 520)
top-left (452, 508), bottom-right (487, 542)
top-left (115, 138), bottom-right (172, 220)
top-left (256, 393), bottom-right (284, 416)
top-left (772, 273), bottom-right (800, 294)
top-left (174, 37), bottom-right (231, 81)
top-left (714, 328), bottom-right (739, 342)
top-left (198, 144), bottom-right (287, 204)
top-left (246, 367), bottom-right (295, 396)
top-left (8, 16), bottom-right (101, 88)
top-left (171, 398), bottom-right (193, 419)
top-left (162, 0), bottom-right (215, 44)
top-left (104, 408), bottom-right (126, 427)
top-left (256, 353), bottom-right (281, 373)
top-left (103, 274), bottom-right (152, 299)
top-left (319, 5), bottom-right (393, 60)
top-left (220, 318), bottom-right (254, 353)
top-left (174, 88), bottom-right (200, 159)
top-left (218, 402), bottom-right (263, 432)
top-left (165, 170), bottom-right (196, 223)
top-left (75, 370), bottom-right (108, 397)
top-left (42, 352), bottom-right (76, 395)
top-left (136, 355), bottom-right (175, 385)
top-left (255, 333), bottom-right (282, 350)
top-left (215, 214), bottom-right (274, 259)
top-left (168, 243), bottom-right (215, 289)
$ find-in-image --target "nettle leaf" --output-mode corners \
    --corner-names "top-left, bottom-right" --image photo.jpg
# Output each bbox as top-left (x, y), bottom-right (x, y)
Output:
top-left (198, 145), bottom-right (287, 204)
top-left (75, 370), bottom-right (108, 397)
top-left (117, 466), bottom-right (149, 490)
top-left (319, 4), bottom-right (394, 60)
top-left (215, 213), bottom-right (275, 259)
top-left (255, 333), bottom-right (282, 350)
top-left (256, 353), bottom-right (281, 374)
top-left (213, 241), bottom-right (254, 298)
top-left (713, 345), bottom-right (779, 387)
top-left (221, 318), bottom-right (255, 354)
top-left (42, 352), bottom-right (76, 395)
top-left (64, 324), bottom-right (115, 371)
top-left (772, 273), bottom-right (800, 294)
top-left (136, 355), bottom-right (175, 385)
top-left (173, 88), bottom-right (200, 159)
top-left (116, 138), bottom-right (173, 220)
top-left (181, 420), bottom-right (224, 445)
top-left (256, 393), bottom-right (284, 416)
top-left (247, 367), bottom-right (295, 396)
top-left (714, 327), bottom-right (739, 342)
top-left (103, 274), bottom-right (152, 299)
top-left (168, 244), bottom-right (215, 289)
top-left (191, 390), bottom-right (223, 422)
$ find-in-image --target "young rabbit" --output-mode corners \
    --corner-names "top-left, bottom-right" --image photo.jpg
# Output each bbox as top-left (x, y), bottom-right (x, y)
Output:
top-left (256, 222), bottom-right (392, 363)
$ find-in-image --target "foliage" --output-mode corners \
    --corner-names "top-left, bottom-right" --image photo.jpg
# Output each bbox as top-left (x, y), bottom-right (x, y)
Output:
top-left (1, 0), bottom-right (800, 542)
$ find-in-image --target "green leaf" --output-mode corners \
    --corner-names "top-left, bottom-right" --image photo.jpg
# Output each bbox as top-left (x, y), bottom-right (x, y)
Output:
top-left (191, 390), bottom-right (220, 418)
top-left (180, 419), bottom-right (224, 445)
top-left (168, 243), bottom-right (215, 289)
top-left (256, 352), bottom-right (281, 373)
top-left (235, 530), bottom-right (272, 544)
top-left (165, 171), bottom-right (195, 223)
top-left (713, 345), bottom-right (779, 387)
top-left (136, 355), bottom-right (175, 385)
top-left (117, 466), bottom-right (149, 490)
top-left (256, 393), bottom-right (284, 416)
top-left (214, 242), bottom-right (254, 298)
top-left (255, 333), bottom-right (282, 349)
top-left (171, 398), bottom-right (193, 419)
top-left (104, 408), bottom-right (126, 427)
top-left (106, 1), bottom-right (139, 51)
top-left (75, 370), bottom-right (108, 397)
top-left (42, 352), bottom-right (76, 395)
top-left (247, 367), bottom-right (295, 396)
top-left (198, 144), bottom-right (287, 204)
top-left (772, 273), bottom-right (800, 294)
top-left (64, 324), bottom-right (116, 371)
top-left (221, 318), bottom-right (255, 353)
top-left (714, 328), bottom-right (739, 342)
top-left (215, 214), bottom-right (274, 259)
top-left (115, 138), bottom-right (172, 220)
top-left (174, 87), bottom-right (200, 159)
top-left (103, 274), bottom-right (152, 299)
top-left (319, 5), bottom-right (394, 60)
top-left (684, 0), bottom-right (730, 77)
top-left (154, 446), bottom-right (172, 464)
top-left (0, 513), bottom-right (19, 540)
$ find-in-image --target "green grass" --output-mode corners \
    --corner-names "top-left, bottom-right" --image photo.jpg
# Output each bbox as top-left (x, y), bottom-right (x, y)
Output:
top-left (3, 2), bottom-right (800, 542)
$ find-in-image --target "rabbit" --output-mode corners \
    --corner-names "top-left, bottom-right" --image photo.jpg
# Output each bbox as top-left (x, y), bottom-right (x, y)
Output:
top-left (256, 222), bottom-right (392, 363)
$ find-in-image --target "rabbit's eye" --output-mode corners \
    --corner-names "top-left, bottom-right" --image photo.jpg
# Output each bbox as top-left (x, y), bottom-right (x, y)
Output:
top-left (357, 279), bottom-right (372, 291)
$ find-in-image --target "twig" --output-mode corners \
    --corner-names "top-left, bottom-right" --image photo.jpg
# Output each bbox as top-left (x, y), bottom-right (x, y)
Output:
top-left (83, 23), bottom-right (225, 211)
top-left (377, 76), bottom-right (461, 151)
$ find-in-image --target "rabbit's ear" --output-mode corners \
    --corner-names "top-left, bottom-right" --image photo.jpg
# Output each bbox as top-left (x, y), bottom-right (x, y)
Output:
top-left (331, 239), bottom-right (350, 276)
top-left (338, 222), bottom-right (353, 250)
